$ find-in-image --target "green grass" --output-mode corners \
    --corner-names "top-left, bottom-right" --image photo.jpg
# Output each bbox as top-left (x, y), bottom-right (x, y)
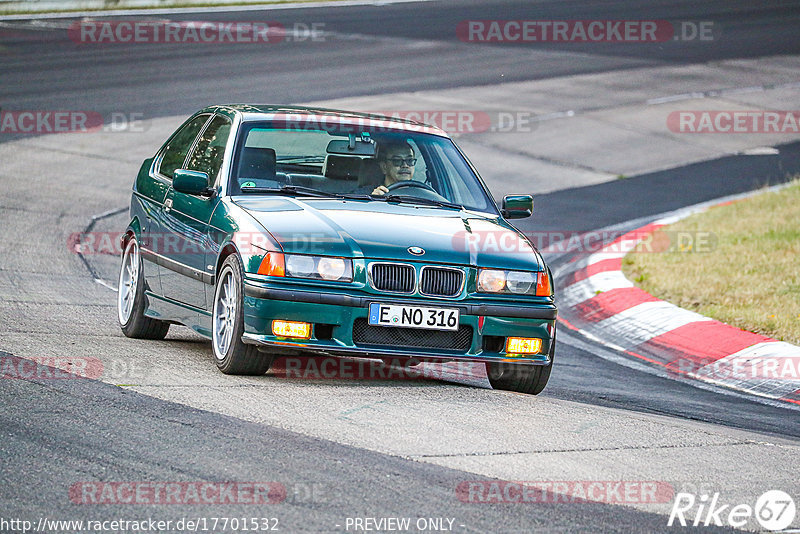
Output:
top-left (622, 179), bottom-right (800, 344)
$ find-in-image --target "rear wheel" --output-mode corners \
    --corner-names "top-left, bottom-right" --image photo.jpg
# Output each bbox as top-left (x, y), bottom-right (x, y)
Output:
top-left (486, 332), bottom-right (555, 395)
top-left (118, 237), bottom-right (170, 340)
top-left (212, 254), bottom-right (274, 375)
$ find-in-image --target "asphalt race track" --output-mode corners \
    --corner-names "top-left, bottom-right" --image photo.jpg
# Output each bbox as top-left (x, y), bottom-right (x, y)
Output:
top-left (1, 1), bottom-right (799, 532)
top-left (3, 0), bottom-right (800, 122)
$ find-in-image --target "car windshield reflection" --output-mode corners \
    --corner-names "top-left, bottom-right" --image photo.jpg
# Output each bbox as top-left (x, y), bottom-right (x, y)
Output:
top-left (230, 124), bottom-right (496, 214)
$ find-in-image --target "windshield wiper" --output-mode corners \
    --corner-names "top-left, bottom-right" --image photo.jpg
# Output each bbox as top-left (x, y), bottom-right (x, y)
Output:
top-left (240, 186), bottom-right (460, 208)
top-left (240, 185), bottom-right (337, 198)
top-left (241, 185), bottom-right (371, 200)
top-left (379, 194), bottom-right (462, 210)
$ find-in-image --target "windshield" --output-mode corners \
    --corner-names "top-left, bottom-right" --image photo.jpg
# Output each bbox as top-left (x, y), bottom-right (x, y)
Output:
top-left (229, 120), bottom-right (498, 214)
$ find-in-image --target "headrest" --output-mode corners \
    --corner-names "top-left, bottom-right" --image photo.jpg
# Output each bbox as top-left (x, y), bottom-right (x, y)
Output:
top-left (324, 155), bottom-right (361, 181)
top-left (238, 147), bottom-right (277, 180)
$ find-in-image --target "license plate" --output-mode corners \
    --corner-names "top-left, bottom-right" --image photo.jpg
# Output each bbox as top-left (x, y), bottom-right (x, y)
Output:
top-left (368, 303), bottom-right (460, 331)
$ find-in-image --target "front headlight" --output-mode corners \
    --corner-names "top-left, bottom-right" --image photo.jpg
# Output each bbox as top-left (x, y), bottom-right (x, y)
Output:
top-left (478, 268), bottom-right (550, 296)
top-left (317, 257), bottom-right (347, 281)
top-left (285, 254), bottom-right (315, 277)
top-left (285, 254), bottom-right (353, 282)
top-left (477, 269), bottom-right (506, 292)
top-left (506, 271), bottom-right (536, 293)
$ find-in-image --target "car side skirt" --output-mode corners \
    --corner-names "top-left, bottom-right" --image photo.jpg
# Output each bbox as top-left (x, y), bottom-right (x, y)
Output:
top-left (142, 247), bottom-right (214, 285)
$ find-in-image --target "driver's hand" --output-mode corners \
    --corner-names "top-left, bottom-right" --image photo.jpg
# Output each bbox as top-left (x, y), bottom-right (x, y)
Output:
top-left (371, 185), bottom-right (389, 196)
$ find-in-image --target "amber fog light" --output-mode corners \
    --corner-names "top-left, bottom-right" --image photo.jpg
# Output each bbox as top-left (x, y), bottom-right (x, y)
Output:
top-left (506, 337), bottom-right (542, 354)
top-left (272, 320), bottom-right (311, 339)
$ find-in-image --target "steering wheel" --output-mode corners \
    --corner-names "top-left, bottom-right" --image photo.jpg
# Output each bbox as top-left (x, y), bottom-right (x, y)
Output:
top-left (386, 181), bottom-right (437, 193)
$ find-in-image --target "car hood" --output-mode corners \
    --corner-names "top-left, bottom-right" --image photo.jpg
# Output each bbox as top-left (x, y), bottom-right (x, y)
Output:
top-left (234, 197), bottom-right (542, 271)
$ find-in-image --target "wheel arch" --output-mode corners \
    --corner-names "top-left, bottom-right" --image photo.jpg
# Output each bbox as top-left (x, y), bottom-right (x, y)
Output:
top-left (121, 218), bottom-right (143, 252)
top-left (215, 241), bottom-right (243, 281)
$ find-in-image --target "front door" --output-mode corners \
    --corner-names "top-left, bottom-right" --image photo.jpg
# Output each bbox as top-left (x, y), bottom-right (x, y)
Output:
top-left (160, 114), bottom-right (231, 310)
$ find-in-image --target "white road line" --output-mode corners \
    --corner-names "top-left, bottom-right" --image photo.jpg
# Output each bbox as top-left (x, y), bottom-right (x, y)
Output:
top-left (95, 278), bottom-right (117, 291)
top-left (646, 82), bottom-right (800, 105)
top-left (0, 0), bottom-right (437, 21)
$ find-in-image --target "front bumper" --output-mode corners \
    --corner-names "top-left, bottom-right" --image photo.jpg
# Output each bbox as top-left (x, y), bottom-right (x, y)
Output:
top-left (242, 280), bottom-right (557, 366)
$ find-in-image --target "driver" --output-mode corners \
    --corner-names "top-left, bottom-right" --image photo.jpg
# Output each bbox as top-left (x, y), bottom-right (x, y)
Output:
top-left (370, 141), bottom-right (417, 196)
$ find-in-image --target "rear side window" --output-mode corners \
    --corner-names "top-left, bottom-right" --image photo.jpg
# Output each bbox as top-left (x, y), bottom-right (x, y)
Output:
top-left (187, 115), bottom-right (232, 184)
top-left (159, 114), bottom-right (210, 179)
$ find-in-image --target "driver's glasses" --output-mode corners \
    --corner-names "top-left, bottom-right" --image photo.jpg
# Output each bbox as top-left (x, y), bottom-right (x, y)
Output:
top-left (387, 157), bottom-right (417, 167)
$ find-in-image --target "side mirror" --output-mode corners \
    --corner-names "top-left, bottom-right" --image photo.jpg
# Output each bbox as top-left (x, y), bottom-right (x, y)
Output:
top-left (501, 195), bottom-right (534, 219)
top-left (173, 169), bottom-right (213, 197)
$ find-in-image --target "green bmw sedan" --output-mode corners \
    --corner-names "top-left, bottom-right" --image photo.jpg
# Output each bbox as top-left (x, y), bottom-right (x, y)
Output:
top-left (118, 105), bottom-right (557, 394)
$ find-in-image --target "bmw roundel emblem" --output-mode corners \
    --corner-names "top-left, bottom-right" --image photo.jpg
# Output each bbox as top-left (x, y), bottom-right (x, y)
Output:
top-left (408, 246), bottom-right (425, 256)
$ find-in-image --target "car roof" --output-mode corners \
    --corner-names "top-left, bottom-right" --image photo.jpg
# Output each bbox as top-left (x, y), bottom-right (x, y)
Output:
top-left (201, 104), bottom-right (450, 138)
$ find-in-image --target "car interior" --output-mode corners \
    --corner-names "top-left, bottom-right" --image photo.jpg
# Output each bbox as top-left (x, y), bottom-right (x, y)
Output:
top-left (227, 127), bottom-right (493, 213)
top-left (233, 136), bottom-right (418, 195)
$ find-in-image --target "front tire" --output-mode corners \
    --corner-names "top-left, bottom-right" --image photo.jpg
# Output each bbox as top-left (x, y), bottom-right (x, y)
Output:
top-left (212, 254), bottom-right (273, 375)
top-left (118, 237), bottom-right (170, 340)
top-left (486, 331), bottom-right (555, 395)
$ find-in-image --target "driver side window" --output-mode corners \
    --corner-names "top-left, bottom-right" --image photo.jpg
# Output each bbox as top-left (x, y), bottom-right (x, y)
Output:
top-left (186, 115), bottom-right (232, 185)
top-left (159, 114), bottom-right (210, 179)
